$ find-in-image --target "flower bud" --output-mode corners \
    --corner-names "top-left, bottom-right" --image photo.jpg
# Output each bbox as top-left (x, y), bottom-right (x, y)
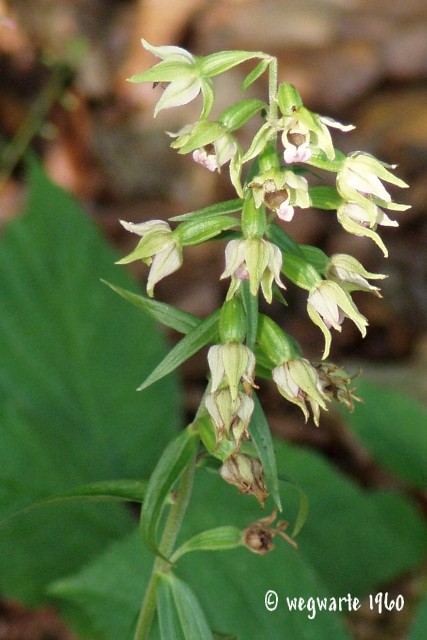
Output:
top-left (220, 454), bottom-right (268, 507)
top-left (219, 298), bottom-right (247, 344)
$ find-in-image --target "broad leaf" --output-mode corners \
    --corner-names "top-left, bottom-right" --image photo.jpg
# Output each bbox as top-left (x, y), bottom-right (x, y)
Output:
top-left (0, 159), bottom-right (180, 602)
top-left (346, 381), bottom-right (427, 488)
top-left (52, 438), bottom-right (427, 639)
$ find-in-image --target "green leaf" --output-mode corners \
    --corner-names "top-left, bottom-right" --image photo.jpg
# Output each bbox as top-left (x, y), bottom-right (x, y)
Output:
top-left (176, 216), bottom-right (239, 246)
top-left (137, 309), bottom-right (220, 391)
top-left (52, 438), bottom-right (427, 640)
top-left (346, 381), bottom-right (427, 488)
top-left (219, 99), bottom-right (266, 132)
top-left (0, 479), bottom-right (149, 529)
top-left (241, 280), bottom-right (258, 351)
top-left (299, 244), bottom-right (329, 272)
top-left (266, 223), bottom-right (305, 257)
top-left (408, 594), bottom-right (427, 640)
top-left (170, 198), bottom-right (242, 223)
top-left (157, 573), bottom-right (214, 640)
top-left (0, 158), bottom-right (181, 603)
top-left (140, 428), bottom-right (199, 556)
top-left (102, 280), bottom-right (199, 334)
top-left (241, 59), bottom-right (270, 92)
top-left (249, 396), bottom-right (282, 511)
top-left (198, 51), bottom-right (268, 78)
top-left (309, 185), bottom-right (343, 210)
top-left (171, 526), bottom-right (242, 562)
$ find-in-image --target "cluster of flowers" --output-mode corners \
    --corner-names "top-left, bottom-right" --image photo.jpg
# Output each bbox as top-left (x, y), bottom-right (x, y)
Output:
top-left (119, 41), bottom-right (409, 505)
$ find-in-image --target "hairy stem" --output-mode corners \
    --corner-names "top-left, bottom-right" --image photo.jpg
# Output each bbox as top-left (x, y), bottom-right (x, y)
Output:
top-left (268, 56), bottom-right (279, 123)
top-left (133, 457), bottom-right (196, 640)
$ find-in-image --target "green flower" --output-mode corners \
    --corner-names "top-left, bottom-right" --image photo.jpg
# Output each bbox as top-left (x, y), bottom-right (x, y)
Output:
top-left (205, 388), bottom-right (254, 448)
top-left (337, 201), bottom-right (405, 256)
top-left (221, 238), bottom-right (285, 303)
top-left (326, 254), bottom-right (386, 295)
top-left (336, 152), bottom-right (409, 226)
top-left (128, 40), bottom-right (206, 116)
top-left (272, 358), bottom-right (328, 426)
top-left (117, 220), bottom-right (182, 297)
top-left (207, 343), bottom-right (256, 401)
top-left (307, 280), bottom-right (368, 359)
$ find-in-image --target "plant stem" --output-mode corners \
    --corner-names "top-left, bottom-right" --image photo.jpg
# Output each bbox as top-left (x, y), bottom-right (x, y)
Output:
top-left (133, 457), bottom-right (196, 640)
top-left (268, 56), bottom-right (278, 123)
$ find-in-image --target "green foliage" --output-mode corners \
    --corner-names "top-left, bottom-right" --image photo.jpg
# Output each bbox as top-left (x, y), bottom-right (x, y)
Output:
top-left (51, 437), bottom-right (427, 639)
top-left (0, 159), bottom-right (181, 602)
top-left (346, 380), bottom-right (427, 488)
top-left (1, 161), bottom-right (426, 640)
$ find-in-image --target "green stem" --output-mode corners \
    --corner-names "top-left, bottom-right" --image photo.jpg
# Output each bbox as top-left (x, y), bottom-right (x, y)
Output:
top-left (133, 457), bottom-right (196, 640)
top-left (268, 56), bottom-right (278, 123)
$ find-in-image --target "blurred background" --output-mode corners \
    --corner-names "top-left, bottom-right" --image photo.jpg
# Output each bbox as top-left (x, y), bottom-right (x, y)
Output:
top-left (0, 0), bottom-right (427, 638)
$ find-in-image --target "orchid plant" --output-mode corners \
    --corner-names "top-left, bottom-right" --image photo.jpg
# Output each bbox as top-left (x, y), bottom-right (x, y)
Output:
top-left (114, 40), bottom-right (409, 639)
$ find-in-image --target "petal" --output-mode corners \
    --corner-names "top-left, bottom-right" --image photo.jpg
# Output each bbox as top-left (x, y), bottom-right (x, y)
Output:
top-left (141, 39), bottom-right (195, 63)
top-left (154, 77), bottom-right (201, 116)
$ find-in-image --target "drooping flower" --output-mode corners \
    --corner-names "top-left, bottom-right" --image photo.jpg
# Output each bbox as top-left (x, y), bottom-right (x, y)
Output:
top-left (307, 280), bottom-right (368, 359)
top-left (117, 220), bottom-right (182, 297)
top-left (326, 254), bottom-right (386, 295)
top-left (337, 201), bottom-right (403, 256)
top-left (272, 358), bottom-right (329, 425)
top-left (336, 152), bottom-right (409, 227)
top-left (221, 237), bottom-right (285, 303)
top-left (205, 388), bottom-right (254, 447)
top-left (220, 454), bottom-right (268, 507)
top-left (207, 343), bottom-right (256, 401)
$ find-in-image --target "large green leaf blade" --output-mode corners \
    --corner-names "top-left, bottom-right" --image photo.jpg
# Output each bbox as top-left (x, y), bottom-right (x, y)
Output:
top-left (346, 380), bottom-right (427, 488)
top-left (0, 159), bottom-right (181, 602)
top-left (51, 438), bottom-right (427, 640)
